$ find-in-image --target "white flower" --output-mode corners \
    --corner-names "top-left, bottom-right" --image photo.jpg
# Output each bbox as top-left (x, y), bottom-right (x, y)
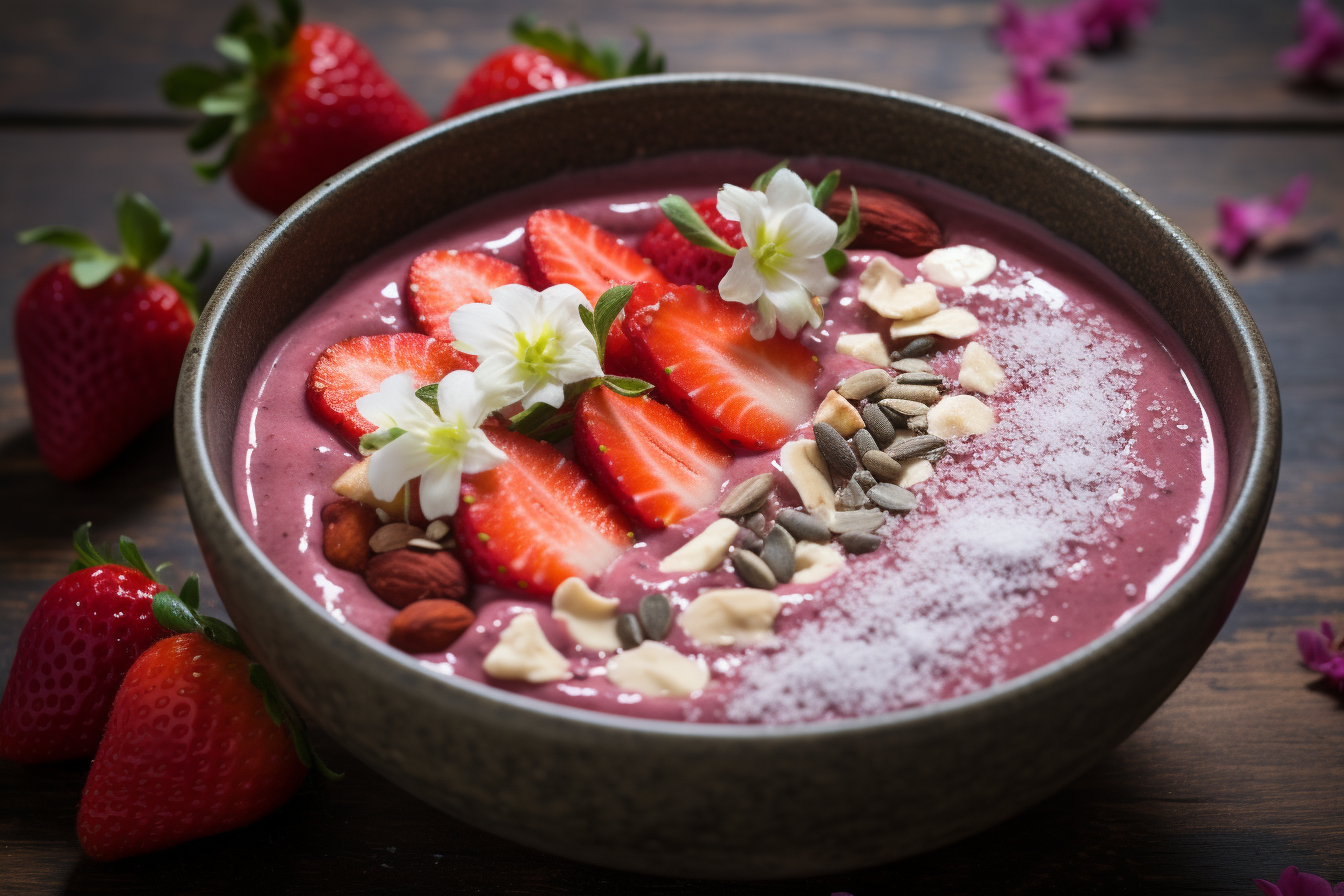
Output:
top-left (355, 369), bottom-right (506, 520)
top-left (449, 283), bottom-right (603, 409)
top-left (717, 168), bottom-right (840, 340)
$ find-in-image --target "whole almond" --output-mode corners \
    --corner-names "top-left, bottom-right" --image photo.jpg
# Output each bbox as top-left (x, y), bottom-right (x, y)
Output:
top-left (826, 187), bottom-right (943, 256)
top-left (365, 549), bottom-right (468, 609)
top-left (388, 599), bottom-right (475, 653)
top-left (321, 498), bottom-right (381, 573)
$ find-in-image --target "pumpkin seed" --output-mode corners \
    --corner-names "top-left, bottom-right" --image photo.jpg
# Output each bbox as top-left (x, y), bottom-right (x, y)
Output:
top-left (732, 547), bottom-right (778, 589)
top-left (743, 512), bottom-right (767, 538)
top-left (827, 509), bottom-right (887, 534)
top-left (879, 383), bottom-right (941, 404)
top-left (734, 527), bottom-right (765, 554)
top-left (860, 404), bottom-right (896, 446)
top-left (884, 434), bottom-right (947, 461)
top-left (616, 613), bottom-right (644, 649)
top-left (891, 357), bottom-right (934, 374)
top-left (638, 593), bottom-right (673, 641)
top-left (837, 368), bottom-right (892, 400)
top-left (838, 531), bottom-right (882, 554)
top-left (760, 525), bottom-right (797, 583)
top-left (896, 371), bottom-right (943, 386)
top-left (812, 422), bottom-right (857, 480)
top-left (775, 508), bottom-right (831, 543)
top-left (718, 473), bottom-right (774, 517)
top-left (862, 450), bottom-right (905, 484)
top-left (896, 336), bottom-right (936, 358)
top-left (851, 427), bottom-right (879, 458)
top-left (868, 482), bottom-right (918, 512)
top-left (878, 398), bottom-right (929, 417)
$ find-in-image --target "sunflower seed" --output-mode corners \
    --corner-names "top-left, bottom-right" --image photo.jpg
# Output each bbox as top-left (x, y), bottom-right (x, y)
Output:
top-left (424, 520), bottom-right (450, 542)
top-left (616, 613), bottom-right (644, 649)
top-left (775, 508), bottom-right (831, 543)
top-left (369, 523), bottom-right (424, 553)
top-left (861, 404), bottom-right (896, 446)
top-left (891, 357), bottom-right (934, 374)
top-left (884, 434), bottom-right (948, 461)
top-left (868, 482), bottom-right (918, 512)
top-left (836, 476), bottom-right (868, 510)
top-left (718, 473), bottom-right (773, 517)
top-left (854, 469), bottom-right (877, 490)
top-left (896, 335), bottom-right (936, 358)
top-left (907, 414), bottom-right (929, 433)
top-left (896, 371), bottom-right (944, 386)
top-left (734, 527), bottom-right (765, 553)
top-left (862, 450), bottom-right (905, 483)
top-left (406, 538), bottom-right (444, 552)
top-left (837, 368), bottom-right (892, 400)
top-left (638, 593), bottom-right (673, 641)
top-left (879, 383), bottom-right (941, 404)
top-left (838, 531), bottom-right (882, 554)
top-left (879, 398), bottom-right (929, 418)
top-left (760, 525), bottom-right (797, 583)
top-left (732, 547), bottom-right (778, 589)
top-left (813, 422), bottom-right (857, 480)
top-left (851, 428), bottom-right (879, 459)
top-left (743, 512), bottom-right (767, 538)
top-left (827, 509), bottom-right (887, 534)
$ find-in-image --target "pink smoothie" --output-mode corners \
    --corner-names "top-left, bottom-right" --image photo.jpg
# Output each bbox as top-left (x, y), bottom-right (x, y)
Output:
top-left (232, 150), bottom-right (1225, 725)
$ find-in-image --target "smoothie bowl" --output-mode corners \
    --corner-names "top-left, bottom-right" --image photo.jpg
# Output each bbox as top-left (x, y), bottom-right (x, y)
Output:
top-left (177, 75), bottom-right (1279, 877)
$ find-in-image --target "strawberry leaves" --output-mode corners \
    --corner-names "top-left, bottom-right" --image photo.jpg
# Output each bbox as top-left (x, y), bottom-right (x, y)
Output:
top-left (656, 196), bottom-right (738, 257)
top-left (68, 522), bottom-right (168, 582)
top-left (511, 15), bottom-right (665, 80)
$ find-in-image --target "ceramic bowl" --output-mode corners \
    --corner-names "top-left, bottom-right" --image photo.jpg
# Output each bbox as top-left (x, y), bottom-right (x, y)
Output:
top-left (176, 74), bottom-right (1280, 879)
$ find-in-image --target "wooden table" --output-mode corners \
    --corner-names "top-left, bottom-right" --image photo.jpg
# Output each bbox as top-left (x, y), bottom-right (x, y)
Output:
top-left (2, 1), bottom-right (1341, 891)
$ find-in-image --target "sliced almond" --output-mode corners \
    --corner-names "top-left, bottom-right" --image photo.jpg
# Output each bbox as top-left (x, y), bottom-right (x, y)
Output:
top-left (658, 518), bottom-right (740, 574)
top-left (889, 307), bottom-right (980, 341)
top-left (959, 341), bottom-right (1005, 395)
top-left (859, 254), bottom-right (904, 293)
top-left (898, 459), bottom-right (935, 488)
top-left (678, 588), bottom-right (781, 647)
top-left (826, 509), bottom-right (887, 534)
top-left (552, 577), bottom-right (621, 652)
top-left (333, 458), bottom-right (409, 520)
top-left (891, 357), bottom-right (934, 373)
top-left (926, 394), bottom-right (996, 439)
top-left (368, 522), bottom-right (424, 553)
top-left (424, 520), bottom-right (450, 542)
top-left (918, 245), bottom-right (997, 287)
top-left (606, 642), bottom-right (709, 697)
top-left (813, 390), bottom-right (864, 437)
top-left (792, 542), bottom-right (845, 584)
top-left (859, 261), bottom-right (944, 322)
top-left (780, 439), bottom-right (836, 520)
top-left (482, 612), bottom-right (572, 683)
top-left (835, 333), bottom-right (890, 367)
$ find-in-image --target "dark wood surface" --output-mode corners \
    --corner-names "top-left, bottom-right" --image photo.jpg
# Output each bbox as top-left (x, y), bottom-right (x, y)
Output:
top-left (2, 2), bottom-right (1342, 892)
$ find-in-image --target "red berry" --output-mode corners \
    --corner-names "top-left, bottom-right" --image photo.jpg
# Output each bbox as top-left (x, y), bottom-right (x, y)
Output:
top-left (306, 333), bottom-right (475, 446)
top-left (622, 282), bottom-right (821, 450)
top-left (638, 196), bottom-right (746, 287)
top-left (455, 427), bottom-right (634, 593)
top-left (407, 250), bottom-right (527, 341)
top-left (0, 565), bottom-right (167, 763)
top-left (443, 45), bottom-right (593, 118)
top-left (574, 387), bottom-right (733, 529)
top-left (77, 633), bottom-right (308, 861)
top-left (15, 263), bottom-right (194, 481)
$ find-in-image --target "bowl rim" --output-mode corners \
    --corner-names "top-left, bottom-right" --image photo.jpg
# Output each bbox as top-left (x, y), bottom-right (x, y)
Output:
top-left (178, 72), bottom-right (1280, 742)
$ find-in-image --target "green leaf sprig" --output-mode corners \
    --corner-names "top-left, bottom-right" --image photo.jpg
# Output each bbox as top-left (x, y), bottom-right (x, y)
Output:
top-left (17, 194), bottom-right (209, 316)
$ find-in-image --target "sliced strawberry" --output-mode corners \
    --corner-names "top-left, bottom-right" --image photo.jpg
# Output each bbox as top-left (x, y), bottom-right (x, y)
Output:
top-left (638, 195), bottom-right (746, 288)
top-left (521, 209), bottom-right (669, 373)
top-left (306, 333), bottom-right (474, 445)
top-left (407, 250), bottom-right (527, 341)
top-left (622, 283), bottom-right (821, 451)
top-left (573, 387), bottom-right (732, 529)
top-left (456, 427), bottom-right (634, 594)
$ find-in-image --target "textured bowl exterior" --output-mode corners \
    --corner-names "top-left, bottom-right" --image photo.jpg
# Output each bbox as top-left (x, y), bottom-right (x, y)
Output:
top-left (176, 75), bottom-right (1279, 878)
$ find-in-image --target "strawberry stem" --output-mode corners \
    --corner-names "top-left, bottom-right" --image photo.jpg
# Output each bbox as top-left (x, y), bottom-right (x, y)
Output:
top-left (510, 15), bottom-right (665, 80)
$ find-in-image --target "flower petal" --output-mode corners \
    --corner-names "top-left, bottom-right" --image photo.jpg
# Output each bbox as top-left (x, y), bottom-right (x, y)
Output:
top-left (718, 184), bottom-right (767, 246)
top-left (777, 202), bottom-right (839, 257)
top-left (719, 248), bottom-right (766, 306)
top-left (418, 460), bottom-right (463, 520)
top-left (764, 167), bottom-right (813, 213)
top-left (522, 379), bottom-right (565, 410)
top-left (749, 299), bottom-right (777, 340)
top-left (462, 429), bottom-right (508, 474)
top-left (366, 431), bottom-right (434, 502)
top-left (449, 302), bottom-right (519, 356)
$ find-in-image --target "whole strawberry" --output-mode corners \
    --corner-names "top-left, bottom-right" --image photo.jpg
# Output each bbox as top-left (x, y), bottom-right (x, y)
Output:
top-left (0, 525), bottom-right (169, 763)
top-left (16, 194), bottom-right (205, 481)
top-left (443, 15), bottom-right (665, 118)
top-left (78, 587), bottom-right (337, 860)
top-left (162, 0), bottom-right (430, 214)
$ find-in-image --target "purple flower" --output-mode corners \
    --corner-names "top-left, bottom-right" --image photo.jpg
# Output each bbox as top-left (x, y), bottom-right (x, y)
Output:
top-left (1254, 866), bottom-right (1344, 896)
top-left (1278, 0), bottom-right (1344, 80)
top-left (1073, 0), bottom-right (1160, 49)
top-left (995, 1), bottom-right (1084, 73)
top-left (1297, 620), bottom-right (1344, 692)
top-left (995, 67), bottom-right (1071, 139)
top-left (1214, 174), bottom-right (1311, 260)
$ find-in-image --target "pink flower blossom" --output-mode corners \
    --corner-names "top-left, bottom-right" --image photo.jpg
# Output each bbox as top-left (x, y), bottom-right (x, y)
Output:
top-left (1254, 866), bottom-right (1344, 896)
top-left (1074, 0), bottom-right (1160, 49)
top-left (995, 67), bottom-right (1071, 139)
top-left (995, 1), bottom-right (1083, 74)
top-left (1297, 620), bottom-right (1344, 692)
top-left (1278, 0), bottom-right (1344, 80)
top-left (1214, 174), bottom-right (1311, 260)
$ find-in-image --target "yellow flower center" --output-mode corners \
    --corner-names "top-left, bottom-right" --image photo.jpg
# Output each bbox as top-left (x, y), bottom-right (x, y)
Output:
top-left (514, 325), bottom-right (564, 378)
top-left (424, 416), bottom-right (470, 459)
